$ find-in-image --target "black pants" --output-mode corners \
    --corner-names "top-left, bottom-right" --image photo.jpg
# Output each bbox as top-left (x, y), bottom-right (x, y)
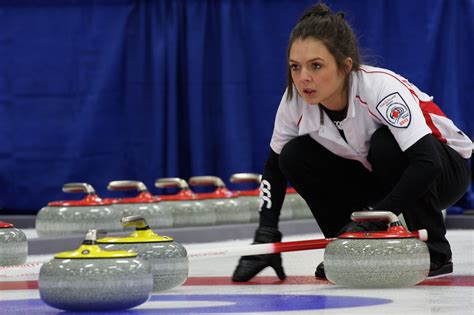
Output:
top-left (278, 127), bottom-right (471, 264)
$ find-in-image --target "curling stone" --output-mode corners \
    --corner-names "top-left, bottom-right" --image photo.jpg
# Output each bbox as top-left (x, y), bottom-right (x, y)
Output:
top-left (98, 215), bottom-right (188, 292)
top-left (155, 177), bottom-right (216, 227)
top-left (105, 180), bottom-right (173, 229)
top-left (36, 183), bottom-right (123, 237)
top-left (229, 173), bottom-right (261, 223)
top-left (0, 221), bottom-right (28, 266)
top-left (284, 187), bottom-right (312, 219)
top-left (189, 176), bottom-right (245, 225)
top-left (324, 211), bottom-right (430, 288)
top-left (39, 229), bottom-right (153, 311)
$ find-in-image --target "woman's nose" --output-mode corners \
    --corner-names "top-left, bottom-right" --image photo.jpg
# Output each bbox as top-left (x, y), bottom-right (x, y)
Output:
top-left (300, 67), bottom-right (312, 82)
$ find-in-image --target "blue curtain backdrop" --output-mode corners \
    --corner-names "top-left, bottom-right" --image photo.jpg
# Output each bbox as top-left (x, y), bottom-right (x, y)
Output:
top-left (0, 0), bottom-right (472, 214)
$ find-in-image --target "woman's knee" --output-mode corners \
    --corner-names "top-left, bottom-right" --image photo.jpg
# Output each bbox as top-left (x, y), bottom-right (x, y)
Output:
top-left (278, 136), bottom-right (312, 177)
top-left (368, 126), bottom-right (403, 165)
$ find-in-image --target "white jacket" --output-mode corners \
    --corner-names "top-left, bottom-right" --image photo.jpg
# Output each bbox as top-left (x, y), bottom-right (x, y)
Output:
top-left (270, 65), bottom-right (472, 171)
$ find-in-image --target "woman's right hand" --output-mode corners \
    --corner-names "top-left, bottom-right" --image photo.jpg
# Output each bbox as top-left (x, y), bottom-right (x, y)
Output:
top-left (231, 227), bottom-right (286, 282)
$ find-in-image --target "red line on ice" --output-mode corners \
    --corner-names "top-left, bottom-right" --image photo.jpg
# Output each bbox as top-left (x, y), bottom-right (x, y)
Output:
top-left (1, 275), bottom-right (474, 291)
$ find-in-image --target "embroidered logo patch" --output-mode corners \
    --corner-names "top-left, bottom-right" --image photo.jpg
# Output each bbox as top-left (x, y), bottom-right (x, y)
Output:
top-left (376, 92), bottom-right (411, 128)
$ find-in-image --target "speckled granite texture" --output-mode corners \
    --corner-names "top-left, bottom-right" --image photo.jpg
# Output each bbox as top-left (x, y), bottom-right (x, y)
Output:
top-left (39, 257), bottom-right (153, 311)
top-left (35, 205), bottom-right (123, 237)
top-left (100, 241), bottom-right (188, 292)
top-left (324, 238), bottom-right (430, 288)
top-left (0, 227), bottom-right (27, 266)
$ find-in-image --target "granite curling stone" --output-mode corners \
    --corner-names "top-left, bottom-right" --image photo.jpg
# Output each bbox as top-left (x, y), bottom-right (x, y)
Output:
top-left (39, 229), bottom-right (153, 312)
top-left (35, 183), bottom-right (122, 237)
top-left (229, 173), bottom-right (261, 223)
top-left (155, 177), bottom-right (215, 227)
top-left (98, 215), bottom-right (188, 292)
top-left (106, 180), bottom-right (173, 229)
top-left (324, 211), bottom-right (430, 288)
top-left (284, 187), bottom-right (312, 219)
top-left (0, 221), bottom-right (28, 266)
top-left (188, 176), bottom-right (245, 224)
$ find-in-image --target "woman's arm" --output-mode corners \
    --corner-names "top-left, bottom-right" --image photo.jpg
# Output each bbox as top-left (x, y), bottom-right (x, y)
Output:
top-left (373, 134), bottom-right (442, 212)
top-left (258, 149), bottom-right (288, 229)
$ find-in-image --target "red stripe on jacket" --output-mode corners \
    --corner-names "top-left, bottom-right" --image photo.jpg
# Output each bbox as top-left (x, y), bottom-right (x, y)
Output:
top-left (359, 69), bottom-right (448, 143)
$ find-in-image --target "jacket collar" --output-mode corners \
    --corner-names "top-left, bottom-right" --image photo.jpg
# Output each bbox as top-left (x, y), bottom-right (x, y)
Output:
top-left (297, 97), bottom-right (323, 135)
top-left (297, 73), bottom-right (356, 135)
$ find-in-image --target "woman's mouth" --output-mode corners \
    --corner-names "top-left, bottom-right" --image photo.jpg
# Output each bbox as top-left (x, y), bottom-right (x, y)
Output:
top-left (303, 88), bottom-right (316, 96)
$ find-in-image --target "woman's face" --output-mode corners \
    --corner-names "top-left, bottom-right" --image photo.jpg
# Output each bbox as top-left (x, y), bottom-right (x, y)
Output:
top-left (289, 38), bottom-right (351, 110)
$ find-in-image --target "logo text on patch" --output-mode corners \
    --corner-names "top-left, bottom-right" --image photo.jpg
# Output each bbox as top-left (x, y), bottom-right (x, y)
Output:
top-left (376, 92), bottom-right (411, 128)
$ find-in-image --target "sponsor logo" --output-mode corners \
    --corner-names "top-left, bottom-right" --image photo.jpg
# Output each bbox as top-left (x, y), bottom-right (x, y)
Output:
top-left (259, 180), bottom-right (272, 211)
top-left (376, 92), bottom-right (411, 128)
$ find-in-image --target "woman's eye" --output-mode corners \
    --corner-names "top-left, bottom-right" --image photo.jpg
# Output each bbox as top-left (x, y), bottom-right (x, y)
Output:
top-left (312, 63), bottom-right (322, 70)
top-left (290, 64), bottom-right (300, 71)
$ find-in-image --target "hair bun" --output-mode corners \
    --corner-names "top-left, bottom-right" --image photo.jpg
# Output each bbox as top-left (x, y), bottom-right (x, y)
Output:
top-left (299, 3), bottom-right (331, 21)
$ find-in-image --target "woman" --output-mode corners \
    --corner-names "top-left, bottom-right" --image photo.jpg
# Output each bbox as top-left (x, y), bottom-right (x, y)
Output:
top-left (232, 3), bottom-right (472, 282)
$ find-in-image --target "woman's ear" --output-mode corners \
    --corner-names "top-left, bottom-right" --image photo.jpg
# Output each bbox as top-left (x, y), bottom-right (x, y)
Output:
top-left (343, 57), bottom-right (353, 74)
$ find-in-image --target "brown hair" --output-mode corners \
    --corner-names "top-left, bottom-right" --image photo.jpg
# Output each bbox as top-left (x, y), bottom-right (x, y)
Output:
top-left (286, 3), bottom-right (362, 100)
